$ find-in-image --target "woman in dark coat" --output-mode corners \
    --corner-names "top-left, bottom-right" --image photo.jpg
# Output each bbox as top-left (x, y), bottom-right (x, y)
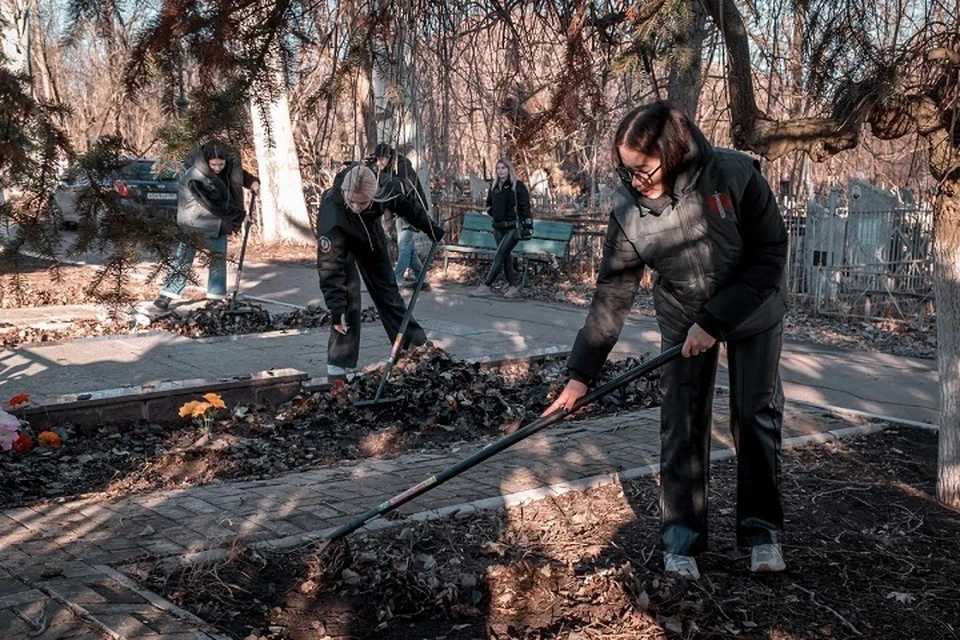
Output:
top-left (153, 141), bottom-right (259, 309)
top-left (545, 101), bottom-right (789, 580)
top-left (316, 164), bottom-right (444, 384)
top-left (468, 157), bottom-right (533, 299)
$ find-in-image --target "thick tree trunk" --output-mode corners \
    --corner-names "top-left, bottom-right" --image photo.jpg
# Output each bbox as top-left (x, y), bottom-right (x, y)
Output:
top-left (250, 73), bottom-right (313, 246)
top-left (666, 0), bottom-right (707, 117)
top-left (936, 184), bottom-right (960, 507)
top-left (28, 0), bottom-right (59, 103)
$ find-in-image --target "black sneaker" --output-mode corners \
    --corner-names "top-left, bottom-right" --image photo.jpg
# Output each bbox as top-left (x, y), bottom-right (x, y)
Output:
top-left (153, 296), bottom-right (170, 311)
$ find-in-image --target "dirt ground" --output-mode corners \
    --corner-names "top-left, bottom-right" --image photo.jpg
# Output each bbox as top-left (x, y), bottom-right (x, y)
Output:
top-left (132, 426), bottom-right (959, 640)
top-left (3, 244), bottom-right (953, 640)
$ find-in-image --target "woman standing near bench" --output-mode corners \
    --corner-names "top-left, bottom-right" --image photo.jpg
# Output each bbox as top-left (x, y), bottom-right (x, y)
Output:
top-left (469, 157), bottom-right (533, 299)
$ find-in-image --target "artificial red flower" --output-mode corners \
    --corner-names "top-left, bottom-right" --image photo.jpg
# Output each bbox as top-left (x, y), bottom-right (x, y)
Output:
top-left (12, 433), bottom-right (33, 454)
top-left (8, 394), bottom-right (29, 407)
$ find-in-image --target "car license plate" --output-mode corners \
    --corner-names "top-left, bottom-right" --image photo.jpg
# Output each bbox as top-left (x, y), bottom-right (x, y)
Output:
top-left (147, 192), bottom-right (177, 200)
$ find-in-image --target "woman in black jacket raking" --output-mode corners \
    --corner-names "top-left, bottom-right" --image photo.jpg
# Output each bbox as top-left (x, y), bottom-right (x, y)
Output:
top-left (316, 164), bottom-right (444, 386)
top-left (468, 157), bottom-right (533, 299)
top-left (154, 141), bottom-right (259, 310)
top-left (544, 101), bottom-right (789, 580)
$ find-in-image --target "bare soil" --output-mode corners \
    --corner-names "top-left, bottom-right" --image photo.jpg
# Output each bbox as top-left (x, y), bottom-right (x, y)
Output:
top-left (134, 426), bottom-right (960, 640)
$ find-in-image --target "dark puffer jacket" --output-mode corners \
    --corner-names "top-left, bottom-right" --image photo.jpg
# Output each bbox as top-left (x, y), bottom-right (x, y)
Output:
top-left (177, 146), bottom-right (259, 238)
top-left (567, 130), bottom-right (788, 382)
top-left (382, 154), bottom-right (431, 232)
top-left (486, 179), bottom-right (532, 230)
top-left (316, 166), bottom-right (443, 318)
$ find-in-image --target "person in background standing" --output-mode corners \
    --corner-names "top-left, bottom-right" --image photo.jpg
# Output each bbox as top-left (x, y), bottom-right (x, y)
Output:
top-left (372, 144), bottom-right (433, 291)
top-left (469, 157), bottom-right (533, 299)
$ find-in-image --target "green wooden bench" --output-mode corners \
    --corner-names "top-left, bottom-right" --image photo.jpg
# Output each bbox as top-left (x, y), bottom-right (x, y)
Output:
top-left (441, 211), bottom-right (575, 285)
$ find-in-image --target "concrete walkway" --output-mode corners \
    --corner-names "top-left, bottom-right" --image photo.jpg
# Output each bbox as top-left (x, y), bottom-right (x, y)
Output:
top-left (0, 268), bottom-right (941, 424)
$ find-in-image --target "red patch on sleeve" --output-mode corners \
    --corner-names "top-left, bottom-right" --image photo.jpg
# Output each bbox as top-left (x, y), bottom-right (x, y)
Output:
top-left (707, 191), bottom-right (733, 219)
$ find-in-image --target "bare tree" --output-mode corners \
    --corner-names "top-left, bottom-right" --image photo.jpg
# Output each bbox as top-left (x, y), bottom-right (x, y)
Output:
top-left (698, 0), bottom-right (960, 506)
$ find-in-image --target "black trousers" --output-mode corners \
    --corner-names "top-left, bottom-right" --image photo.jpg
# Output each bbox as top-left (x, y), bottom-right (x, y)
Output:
top-left (327, 251), bottom-right (427, 370)
top-left (659, 320), bottom-right (785, 555)
top-left (484, 227), bottom-right (520, 287)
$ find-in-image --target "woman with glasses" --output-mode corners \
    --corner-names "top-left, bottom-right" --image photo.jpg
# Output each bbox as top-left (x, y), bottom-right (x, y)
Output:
top-left (468, 157), bottom-right (533, 299)
top-left (544, 101), bottom-right (789, 580)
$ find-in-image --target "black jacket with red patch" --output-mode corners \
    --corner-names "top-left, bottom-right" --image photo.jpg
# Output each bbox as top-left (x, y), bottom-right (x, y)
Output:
top-left (567, 131), bottom-right (787, 382)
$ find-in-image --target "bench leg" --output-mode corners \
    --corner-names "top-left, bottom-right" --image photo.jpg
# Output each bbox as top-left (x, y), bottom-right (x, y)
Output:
top-left (443, 253), bottom-right (449, 275)
top-left (522, 258), bottom-right (529, 287)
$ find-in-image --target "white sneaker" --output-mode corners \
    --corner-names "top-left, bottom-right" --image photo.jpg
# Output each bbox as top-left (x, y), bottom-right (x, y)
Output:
top-left (663, 552), bottom-right (700, 579)
top-left (750, 543), bottom-right (786, 573)
top-left (468, 284), bottom-right (493, 297)
top-left (503, 285), bottom-right (522, 299)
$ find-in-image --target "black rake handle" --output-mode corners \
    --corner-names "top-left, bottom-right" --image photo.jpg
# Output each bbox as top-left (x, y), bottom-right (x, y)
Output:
top-left (321, 343), bottom-right (683, 547)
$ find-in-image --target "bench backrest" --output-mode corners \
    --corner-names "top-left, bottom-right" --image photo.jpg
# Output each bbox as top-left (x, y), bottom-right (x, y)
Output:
top-left (521, 220), bottom-right (574, 259)
top-left (456, 211), bottom-right (574, 259)
top-left (458, 211), bottom-right (499, 250)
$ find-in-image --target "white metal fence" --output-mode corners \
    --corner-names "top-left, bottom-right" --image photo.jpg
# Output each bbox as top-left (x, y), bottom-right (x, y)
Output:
top-left (782, 196), bottom-right (935, 323)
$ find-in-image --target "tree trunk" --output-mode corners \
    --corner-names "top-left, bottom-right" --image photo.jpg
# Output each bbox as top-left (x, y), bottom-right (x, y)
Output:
top-left (666, 0), bottom-right (707, 117)
top-left (1, 0), bottom-right (29, 74)
top-left (28, 0), bottom-right (59, 103)
top-left (358, 65), bottom-right (377, 157)
top-left (373, 24), bottom-right (433, 212)
top-left (250, 72), bottom-right (313, 246)
top-left (936, 183), bottom-right (960, 507)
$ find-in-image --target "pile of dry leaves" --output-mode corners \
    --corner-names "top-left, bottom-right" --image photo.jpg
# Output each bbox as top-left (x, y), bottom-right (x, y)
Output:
top-left (0, 302), bottom-right (380, 347)
top-left (0, 346), bottom-right (662, 509)
top-left (137, 427), bottom-right (958, 640)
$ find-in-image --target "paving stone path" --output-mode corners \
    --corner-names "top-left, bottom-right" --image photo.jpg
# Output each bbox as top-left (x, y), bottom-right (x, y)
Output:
top-left (0, 395), bottom-right (901, 639)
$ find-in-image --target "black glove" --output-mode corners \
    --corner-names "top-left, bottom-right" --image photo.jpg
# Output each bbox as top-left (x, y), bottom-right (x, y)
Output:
top-left (430, 222), bottom-right (445, 242)
top-left (520, 218), bottom-right (534, 240)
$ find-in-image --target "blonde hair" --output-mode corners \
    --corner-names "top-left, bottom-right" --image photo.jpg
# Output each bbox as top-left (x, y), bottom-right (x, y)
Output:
top-left (495, 157), bottom-right (519, 190)
top-left (342, 165), bottom-right (378, 200)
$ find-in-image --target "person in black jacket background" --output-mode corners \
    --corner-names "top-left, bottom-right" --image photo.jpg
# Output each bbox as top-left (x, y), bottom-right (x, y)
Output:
top-left (372, 144), bottom-right (434, 291)
top-left (468, 157), bottom-right (533, 299)
top-left (544, 101), bottom-right (789, 580)
top-left (154, 141), bottom-right (259, 310)
top-left (316, 164), bottom-right (444, 385)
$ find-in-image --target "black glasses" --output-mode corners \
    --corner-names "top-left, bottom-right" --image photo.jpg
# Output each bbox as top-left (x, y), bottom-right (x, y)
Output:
top-left (616, 163), bottom-right (662, 184)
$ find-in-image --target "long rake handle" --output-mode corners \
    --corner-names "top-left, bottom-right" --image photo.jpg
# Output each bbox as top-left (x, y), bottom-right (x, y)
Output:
top-left (369, 241), bottom-right (440, 402)
top-left (322, 343), bottom-right (683, 546)
top-left (230, 195), bottom-right (255, 311)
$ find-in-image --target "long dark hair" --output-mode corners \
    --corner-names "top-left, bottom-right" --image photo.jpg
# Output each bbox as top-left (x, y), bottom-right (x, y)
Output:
top-left (611, 101), bottom-right (695, 181)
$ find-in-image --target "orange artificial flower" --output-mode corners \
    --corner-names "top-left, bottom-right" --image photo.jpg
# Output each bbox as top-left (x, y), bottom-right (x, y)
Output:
top-left (202, 393), bottom-right (226, 410)
top-left (37, 431), bottom-right (61, 449)
top-left (191, 402), bottom-right (211, 418)
top-left (12, 433), bottom-right (32, 454)
top-left (179, 401), bottom-right (201, 418)
top-left (8, 394), bottom-right (29, 407)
